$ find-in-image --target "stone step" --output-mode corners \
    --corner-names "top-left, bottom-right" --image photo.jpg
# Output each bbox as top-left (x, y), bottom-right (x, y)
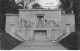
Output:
top-left (12, 39), bottom-right (67, 50)
top-left (26, 40), bottom-right (55, 46)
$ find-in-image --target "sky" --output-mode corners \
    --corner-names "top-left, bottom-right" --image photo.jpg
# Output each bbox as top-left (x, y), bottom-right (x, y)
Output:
top-left (37, 0), bottom-right (60, 6)
top-left (15, 0), bottom-right (61, 8)
top-left (15, 0), bottom-right (22, 3)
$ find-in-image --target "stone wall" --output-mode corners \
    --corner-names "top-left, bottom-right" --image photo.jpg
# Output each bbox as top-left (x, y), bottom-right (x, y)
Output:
top-left (5, 9), bottom-right (75, 41)
top-left (61, 14), bottom-right (75, 34)
top-left (5, 14), bottom-right (21, 41)
top-left (19, 9), bottom-right (61, 22)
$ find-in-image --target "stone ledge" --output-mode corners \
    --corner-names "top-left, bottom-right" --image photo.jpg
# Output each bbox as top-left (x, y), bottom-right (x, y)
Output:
top-left (61, 14), bottom-right (75, 16)
top-left (6, 14), bottom-right (19, 16)
top-left (19, 9), bottom-right (62, 11)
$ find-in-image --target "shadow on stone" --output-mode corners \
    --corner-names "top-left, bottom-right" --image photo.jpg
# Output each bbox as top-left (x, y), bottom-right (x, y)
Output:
top-left (0, 32), bottom-right (22, 50)
top-left (59, 32), bottom-right (78, 50)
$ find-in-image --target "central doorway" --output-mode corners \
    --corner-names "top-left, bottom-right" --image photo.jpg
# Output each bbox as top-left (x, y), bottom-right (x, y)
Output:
top-left (37, 15), bottom-right (44, 28)
top-left (34, 30), bottom-right (47, 40)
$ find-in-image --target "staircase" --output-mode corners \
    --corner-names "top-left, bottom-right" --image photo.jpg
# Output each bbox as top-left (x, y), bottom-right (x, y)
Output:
top-left (12, 39), bottom-right (67, 50)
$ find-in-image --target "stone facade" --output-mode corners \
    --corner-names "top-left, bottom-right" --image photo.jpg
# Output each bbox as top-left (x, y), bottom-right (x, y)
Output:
top-left (5, 9), bottom-right (75, 41)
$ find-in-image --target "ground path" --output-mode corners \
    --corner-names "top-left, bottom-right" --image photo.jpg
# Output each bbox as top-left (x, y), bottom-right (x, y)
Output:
top-left (12, 39), bottom-right (67, 50)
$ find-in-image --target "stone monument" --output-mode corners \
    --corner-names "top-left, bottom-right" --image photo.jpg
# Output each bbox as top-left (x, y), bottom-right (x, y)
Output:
top-left (5, 9), bottom-right (75, 42)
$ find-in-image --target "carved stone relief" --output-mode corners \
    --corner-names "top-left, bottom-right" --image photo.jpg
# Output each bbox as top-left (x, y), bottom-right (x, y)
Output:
top-left (20, 18), bottom-right (62, 29)
top-left (20, 19), bottom-right (35, 28)
top-left (44, 19), bottom-right (62, 28)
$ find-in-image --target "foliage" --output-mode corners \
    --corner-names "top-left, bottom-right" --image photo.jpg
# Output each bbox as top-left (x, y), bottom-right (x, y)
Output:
top-left (72, 0), bottom-right (80, 31)
top-left (0, 0), bottom-right (22, 32)
top-left (59, 0), bottom-right (72, 13)
top-left (16, 0), bottom-right (35, 9)
top-left (32, 3), bottom-right (42, 9)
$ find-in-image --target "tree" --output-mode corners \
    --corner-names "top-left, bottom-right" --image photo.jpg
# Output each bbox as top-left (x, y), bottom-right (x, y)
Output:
top-left (16, 0), bottom-right (36, 9)
top-left (32, 3), bottom-right (42, 9)
top-left (0, 0), bottom-right (10, 32)
top-left (59, 0), bottom-right (80, 31)
top-left (60, 0), bottom-right (72, 13)
top-left (72, 0), bottom-right (80, 31)
top-left (0, 0), bottom-right (20, 32)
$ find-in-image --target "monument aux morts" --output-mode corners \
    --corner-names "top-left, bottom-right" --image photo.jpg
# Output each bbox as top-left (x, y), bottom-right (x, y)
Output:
top-left (5, 9), bottom-right (75, 41)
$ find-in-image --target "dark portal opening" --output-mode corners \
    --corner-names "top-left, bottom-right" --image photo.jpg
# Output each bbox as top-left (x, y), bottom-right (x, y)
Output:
top-left (37, 16), bottom-right (44, 27)
top-left (37, 16), bottom-right (44, 18)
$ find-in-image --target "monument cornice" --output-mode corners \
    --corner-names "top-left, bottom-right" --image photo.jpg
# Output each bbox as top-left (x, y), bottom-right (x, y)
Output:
top-left (61, 14), bottom-right (75, 15)
top-left (6, 14), bottom-right (19, 16)
top-left (19, 9), bottom-right (62, 11)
